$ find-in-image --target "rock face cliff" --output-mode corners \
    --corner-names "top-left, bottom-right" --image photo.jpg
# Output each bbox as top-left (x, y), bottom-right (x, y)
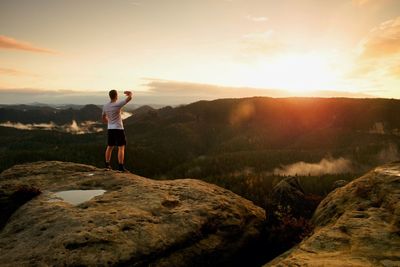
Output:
top-left (0, 161), bottom-right (265, 267)
top-left (265, 163), bottom-right (400, 267)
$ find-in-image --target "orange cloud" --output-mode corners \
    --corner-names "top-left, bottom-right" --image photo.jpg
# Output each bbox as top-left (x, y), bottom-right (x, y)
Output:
top-left (0, 67), bottom-right (35, 76)
top-left (142, 78), bottom-right (373, 99)
top-left (349, 16), bottom-right (400, 79)
top-left (0, 35), bottom-right (57, 54)
top-left (359, 17), bottom-right (400, 59)
top-left (143, 78), bottom-right (278, 96)
top-left (345, 63), bottom-right (375, 79)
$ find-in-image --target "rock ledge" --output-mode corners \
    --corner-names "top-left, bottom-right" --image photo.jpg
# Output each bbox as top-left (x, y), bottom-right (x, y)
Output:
top-left (265, 163), bottom-right (400, 267)
top-left (0, 161), bottom-right (265, 267)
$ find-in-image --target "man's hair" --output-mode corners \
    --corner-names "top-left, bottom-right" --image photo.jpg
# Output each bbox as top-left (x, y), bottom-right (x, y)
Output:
top-left (109, 90), bottom-right (117, 100)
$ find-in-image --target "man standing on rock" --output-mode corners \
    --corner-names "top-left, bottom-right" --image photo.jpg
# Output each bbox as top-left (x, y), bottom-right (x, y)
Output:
top-left (102, 90), bottom-right (133, 171)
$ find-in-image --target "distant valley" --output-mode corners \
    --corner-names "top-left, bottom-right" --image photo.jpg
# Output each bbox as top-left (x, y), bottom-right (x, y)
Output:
top-left (1, 96), bottom-right (399, 208)
top-left (0, 104), bottom-right (132, 134)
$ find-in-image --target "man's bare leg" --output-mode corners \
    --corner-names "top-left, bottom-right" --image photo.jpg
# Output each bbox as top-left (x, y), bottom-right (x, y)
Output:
top-left (118, 145), bottom-right (125, 164)
top-left (105, 146), bottom-right (114, 169)
top-left (118, 145), bottom-right (127, 171)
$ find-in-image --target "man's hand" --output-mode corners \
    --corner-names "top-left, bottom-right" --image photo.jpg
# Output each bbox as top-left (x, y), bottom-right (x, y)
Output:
top-left (124, 91), bottom-right (133, 103)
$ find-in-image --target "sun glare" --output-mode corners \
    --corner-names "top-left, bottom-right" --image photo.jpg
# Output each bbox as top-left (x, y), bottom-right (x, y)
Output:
top-left (251, 52), bottom-right (341, 95)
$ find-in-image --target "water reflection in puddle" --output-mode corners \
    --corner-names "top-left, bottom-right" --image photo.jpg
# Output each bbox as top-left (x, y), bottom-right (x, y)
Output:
top-left (54, 190), bottom-right (106, 205)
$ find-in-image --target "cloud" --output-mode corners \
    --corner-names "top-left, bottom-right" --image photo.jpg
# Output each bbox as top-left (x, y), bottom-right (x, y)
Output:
top-left (0, 88), bottom-right (77, 95)
top-left (348, 16), bottom-right (400, 80)
top-left (0, 67), bottom-right (36, 77)
top-left (142, 79), bottom-right (374, 101)
top-left (0, 35), bottom-right (57, 54)
top-left (358, 17), bottom-right (400, 59)
top-left (345, 64), bottom-right (375, 78)
top-left (240, 30), bottom-right (286, 56)
top-left (143, 78), bottom-right (286, 98)
top-left (245, 15), bottom-right (268, 22)
top-left (0, 81), bottom-right (376, 106)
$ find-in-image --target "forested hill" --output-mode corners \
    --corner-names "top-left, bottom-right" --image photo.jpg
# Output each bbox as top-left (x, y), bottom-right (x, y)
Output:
top-left (123, 97), bottom-right (400, 153)
top-left (1, 97), bottom-right (399, 200)
top-left (127, 97), bottom-right (400, 132)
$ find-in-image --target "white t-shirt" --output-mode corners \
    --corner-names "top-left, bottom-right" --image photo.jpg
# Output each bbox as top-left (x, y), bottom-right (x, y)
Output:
top-left (102, 100), bottom-right (128, 129)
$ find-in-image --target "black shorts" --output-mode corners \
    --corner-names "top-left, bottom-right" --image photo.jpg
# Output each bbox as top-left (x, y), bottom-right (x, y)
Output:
top-left (107, 129), bottom-right (126, 146)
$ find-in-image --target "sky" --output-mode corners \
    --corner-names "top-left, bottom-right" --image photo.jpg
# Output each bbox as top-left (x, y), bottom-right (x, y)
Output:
top-left (1, 0), bottom-right (400, 105)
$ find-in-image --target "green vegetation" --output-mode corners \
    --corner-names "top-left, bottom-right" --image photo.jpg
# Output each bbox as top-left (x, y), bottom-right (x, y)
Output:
top-left (1, 97), bottom-right (399, 208)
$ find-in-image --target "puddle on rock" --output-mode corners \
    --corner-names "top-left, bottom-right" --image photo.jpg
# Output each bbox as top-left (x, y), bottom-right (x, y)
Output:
top-left (53, 190), bottom-right (106, 205)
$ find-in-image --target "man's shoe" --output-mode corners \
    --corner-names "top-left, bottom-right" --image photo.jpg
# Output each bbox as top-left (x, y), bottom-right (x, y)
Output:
top-left (105, 162), bottom-right (112, 170)
top-left (118, 164), bottom-right (129, 172)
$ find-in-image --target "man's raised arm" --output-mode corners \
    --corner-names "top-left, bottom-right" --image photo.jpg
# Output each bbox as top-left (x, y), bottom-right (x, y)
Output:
top-left (124, 91), bottom-right (133, 103)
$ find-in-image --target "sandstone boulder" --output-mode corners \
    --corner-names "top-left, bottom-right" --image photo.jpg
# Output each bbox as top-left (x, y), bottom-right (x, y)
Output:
top-left (264, 163), bottom-right (400, 266)
top-left (0, 161), bottom-right (265, 266)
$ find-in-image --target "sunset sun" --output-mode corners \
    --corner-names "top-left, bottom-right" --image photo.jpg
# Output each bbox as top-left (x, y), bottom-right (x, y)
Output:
top-left (254, 52), bottom-right (340, 95)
